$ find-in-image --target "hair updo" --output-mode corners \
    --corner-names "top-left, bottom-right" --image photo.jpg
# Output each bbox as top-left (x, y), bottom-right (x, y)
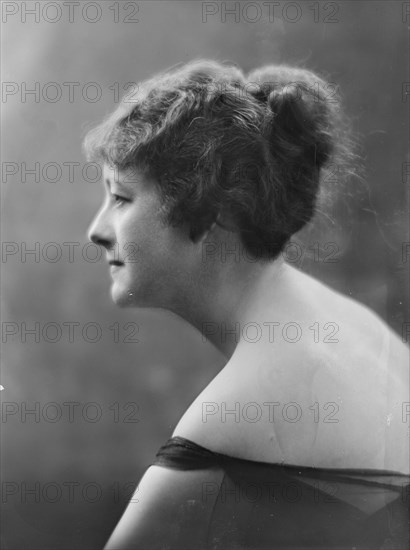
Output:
top-left (83, 59), bottom-right (353, 260)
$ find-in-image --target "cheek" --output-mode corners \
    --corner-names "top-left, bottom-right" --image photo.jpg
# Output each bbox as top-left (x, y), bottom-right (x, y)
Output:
top-left (116, 202), bottom-right (194, 270)
top-left (116, 216), bottom-right (168, 269)
top-left (116, 206), bottom-right (155, 248)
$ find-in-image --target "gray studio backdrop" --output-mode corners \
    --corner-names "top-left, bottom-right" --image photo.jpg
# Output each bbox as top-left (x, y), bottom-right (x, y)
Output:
top-left (1, 1), bottom-right (408, 549)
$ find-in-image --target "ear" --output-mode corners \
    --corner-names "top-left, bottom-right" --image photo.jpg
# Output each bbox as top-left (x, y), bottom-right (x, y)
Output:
top-left (196, 219), bottom-right (218, 243)
top-left (189, 211), bottom-right (221, 244)
top-left (190, 212), bottom-right (236, 244)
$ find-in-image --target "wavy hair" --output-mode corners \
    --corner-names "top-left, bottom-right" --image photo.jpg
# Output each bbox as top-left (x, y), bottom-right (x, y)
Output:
top-left (83, 59), bottom-right (356, 259)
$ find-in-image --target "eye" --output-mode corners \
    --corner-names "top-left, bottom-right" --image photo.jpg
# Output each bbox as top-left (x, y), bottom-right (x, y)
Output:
top-left (111, 194), bottom-right (128, 206)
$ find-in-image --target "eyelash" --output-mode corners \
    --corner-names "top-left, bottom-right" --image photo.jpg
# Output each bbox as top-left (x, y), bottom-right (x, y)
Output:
top-left (112, 194), bottom-right (128, 206)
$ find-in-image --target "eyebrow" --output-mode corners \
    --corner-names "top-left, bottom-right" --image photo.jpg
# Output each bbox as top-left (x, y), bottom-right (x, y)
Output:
top-left (104, 169), bottom-right (142, 193)
top-left (105, 177), bottom-right (126, 191)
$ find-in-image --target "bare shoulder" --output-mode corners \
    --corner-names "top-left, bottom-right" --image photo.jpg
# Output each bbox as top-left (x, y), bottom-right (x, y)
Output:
top-left (173, 269), bottom-right (409, 471)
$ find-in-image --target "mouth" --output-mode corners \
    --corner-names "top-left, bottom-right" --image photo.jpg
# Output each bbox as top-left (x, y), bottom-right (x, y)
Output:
top-left (108, 260), bottom-right (124, 274)
top-left (108, 260), bottom-right (124, 267)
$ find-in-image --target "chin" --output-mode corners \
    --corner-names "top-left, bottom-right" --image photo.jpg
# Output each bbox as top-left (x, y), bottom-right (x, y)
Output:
top-left (110, 284), bottom-right (136, 307)
top-left (110, 283), bottom-right (158, 308)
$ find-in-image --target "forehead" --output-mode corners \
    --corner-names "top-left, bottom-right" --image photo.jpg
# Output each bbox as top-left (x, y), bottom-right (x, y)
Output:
top-left (102, 164), bottom-right (151, 192)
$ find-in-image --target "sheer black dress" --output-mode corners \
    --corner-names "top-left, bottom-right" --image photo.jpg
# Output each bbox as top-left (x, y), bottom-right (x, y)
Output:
top-left (147, 435), bottom-right (410, 550)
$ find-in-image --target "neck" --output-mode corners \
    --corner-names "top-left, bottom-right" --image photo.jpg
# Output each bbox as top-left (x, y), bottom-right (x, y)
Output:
top-left (171, 257), bottom-right (292, 359)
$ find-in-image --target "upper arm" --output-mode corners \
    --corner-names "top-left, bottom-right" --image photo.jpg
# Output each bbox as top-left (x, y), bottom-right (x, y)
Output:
top-left (104, 465), bottom-right (224, 550)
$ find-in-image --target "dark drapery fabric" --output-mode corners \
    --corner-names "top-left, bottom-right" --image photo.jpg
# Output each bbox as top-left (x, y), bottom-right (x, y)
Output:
top-left (151, 436), bottom-right (410, 549)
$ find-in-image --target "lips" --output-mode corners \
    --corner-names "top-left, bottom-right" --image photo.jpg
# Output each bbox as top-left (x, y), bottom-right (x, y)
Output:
top-left (108, 260), bottom-right (124, 266)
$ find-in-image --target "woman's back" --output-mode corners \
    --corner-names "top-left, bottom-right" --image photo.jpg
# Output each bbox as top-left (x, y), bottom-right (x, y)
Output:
top-left (173, 264), bottom-right (409, 474)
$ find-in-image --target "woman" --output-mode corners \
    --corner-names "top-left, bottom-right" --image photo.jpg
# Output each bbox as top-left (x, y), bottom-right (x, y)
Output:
top-left (84, 60), bottom-right (409, 549)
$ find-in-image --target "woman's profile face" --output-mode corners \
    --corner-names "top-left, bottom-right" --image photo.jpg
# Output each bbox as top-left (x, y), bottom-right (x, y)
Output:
top-left (88, 164), bottom-right (201, 310)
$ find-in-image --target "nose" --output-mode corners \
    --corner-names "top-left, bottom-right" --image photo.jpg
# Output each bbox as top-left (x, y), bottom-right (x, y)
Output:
top-left (87, 206), bottom-right (114, 249)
